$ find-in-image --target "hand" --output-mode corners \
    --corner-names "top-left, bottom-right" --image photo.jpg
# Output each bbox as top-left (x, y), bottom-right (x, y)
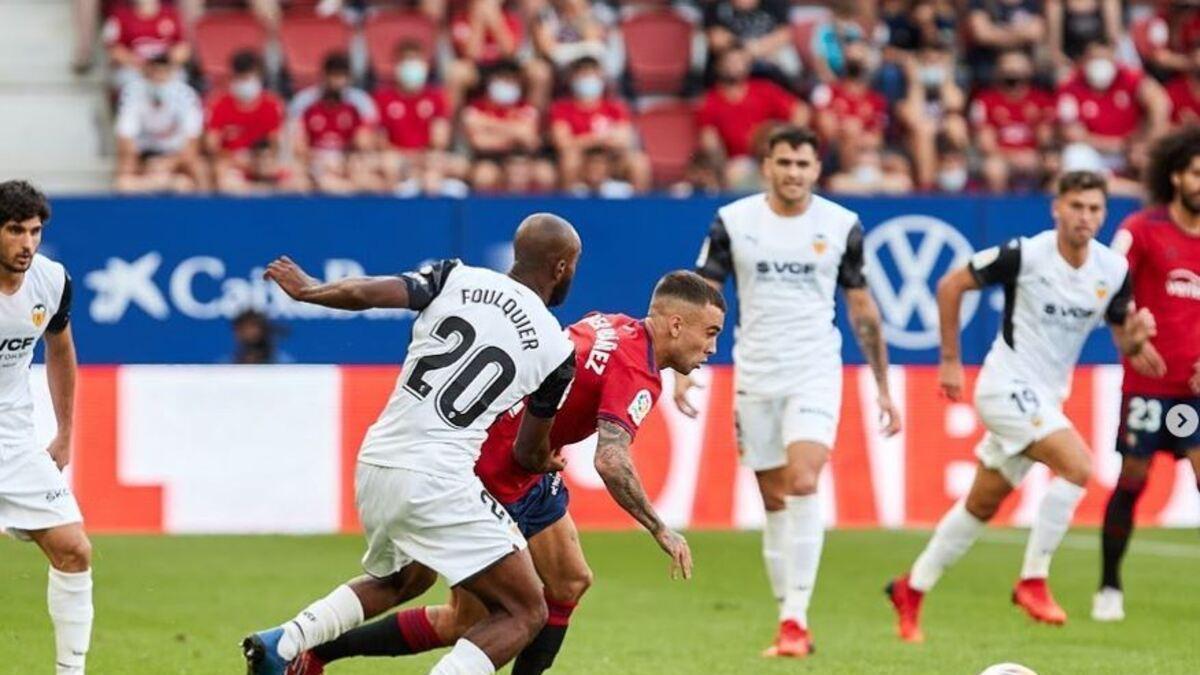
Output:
top-left (939, 359), bottom-right (965, 402)
top-left (1191, 359), bottom-right (1200, 395)
top-left (1124, 307), bottom-right (1157, 349)
top-left (545, 448), bottom-right (567, 473)
top-left (877, 394), bottom-right (902, 437)
top-left (654, 528), bottom-right (693, 580)
top-left (45, 434), bottom-right (71, 470)
top-left (264, 256), bottom-right (318, 301)
top-left (672, 372), bottom-right (703, 418)
top-left (1130, 341), bottom-right (1167, 379)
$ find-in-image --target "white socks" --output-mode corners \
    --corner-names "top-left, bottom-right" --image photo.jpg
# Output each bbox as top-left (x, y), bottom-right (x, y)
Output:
top-left (429, 638), bottom-right (495, 675)
top-left (761, 508), bottom-right (788, 606)
top-left (910, 500), bottom-right (984, 592)
top-left (779, 494), bottom-right (824, 627)
top-left (48, 567), bottom-right (93, 675)
top-left (1021, 478), bottom-right (1086, 580)
top-left (277, 584), bottom-right (365, 660)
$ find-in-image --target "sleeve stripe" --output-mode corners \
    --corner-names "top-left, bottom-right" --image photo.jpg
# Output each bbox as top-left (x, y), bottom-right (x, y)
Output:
top-left (596, 413), bottom-right (638, 439)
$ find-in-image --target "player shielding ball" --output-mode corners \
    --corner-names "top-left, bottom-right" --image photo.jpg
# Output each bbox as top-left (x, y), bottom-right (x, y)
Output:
top-left (1094, 126), bottom-right (1200, 622)
top-left (0, 180), bottom-right (93, 675)
top-left (243, 214), bottom-right (581, 675)
top-left (887, 171), bottom-right (1156, 642)
top-left (678, 125), bottom-right (902, 657)
top-left (284, 271), bottom-right (725, 674)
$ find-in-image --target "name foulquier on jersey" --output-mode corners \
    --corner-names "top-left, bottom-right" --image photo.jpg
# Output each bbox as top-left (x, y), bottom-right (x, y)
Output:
top-left (458, 286), bottom-right (543, 351)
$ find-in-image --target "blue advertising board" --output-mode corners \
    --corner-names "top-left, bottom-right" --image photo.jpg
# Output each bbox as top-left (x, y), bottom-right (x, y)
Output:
top-left (43, 194), bottom-right (1139, 364)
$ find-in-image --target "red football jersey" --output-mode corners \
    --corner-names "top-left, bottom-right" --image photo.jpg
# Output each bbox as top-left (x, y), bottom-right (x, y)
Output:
top-left (697, 79), bottom-right (797, 158)
top-left (206, 91), bottom-right (285, 152)
top-left (1115, 208), bottom-right (1200, 396)
top-left (449, 9), bottom-right (525, 64)
top-left (102, 6), bottom-right (183, 60)
top-left (1165, 76), bottom-right (1200, 125)
top-left (374, 87), bottom-right (449, 150)
top-left (970, 87), bottom-right (1055, 151)
top-left (548, 97), bottom-right (630, 137)
top-left (475, 313), bottom-right (663, 503)
top-left (1056, 67), bottom-right (1145, 140)
top-left (811, 80), bottom-right (887, 134)
top-left (302, 101), bottom-right (365, 151)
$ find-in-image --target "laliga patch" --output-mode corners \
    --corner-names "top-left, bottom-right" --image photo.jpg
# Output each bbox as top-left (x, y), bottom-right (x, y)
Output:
top-left (30, 303), bottom-right (46, 328)
top-left (628, 389), bottom-right (653, 426)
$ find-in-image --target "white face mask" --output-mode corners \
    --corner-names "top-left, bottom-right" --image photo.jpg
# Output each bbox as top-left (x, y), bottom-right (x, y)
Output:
top-left (232, 78), bottom-right (262, 102)
top-left (1085, 58), bottom-right (1117, 90)
top-left (396, 60), bottom-right (428, 90)
top-left (920, 65), bottom-right (946, 89)
top-left (938, 167), bottom-right (968, 192)
top-left (853, 162), bottom-right (883, 185)
top-left (572, 74), bottom-right (604, 101)
top-left (488, 80), bottom-right (521, 105)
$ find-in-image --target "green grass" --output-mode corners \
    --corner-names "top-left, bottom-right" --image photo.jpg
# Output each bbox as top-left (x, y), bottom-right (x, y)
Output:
top-left (1, 529), bottom-right (1196, 674)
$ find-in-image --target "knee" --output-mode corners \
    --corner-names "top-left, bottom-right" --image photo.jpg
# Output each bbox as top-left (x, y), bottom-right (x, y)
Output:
top-left (963, 495), bottom-right (998, 522)
top-left (51, 537), bottom-right (92, 572)
top-left (1059, 458), bottom-right (1092, 487)
top-left (516, 593), bottom-right (549, 641)
top-left (788, 470), bottom-right (820, 496)
top-left (546, 567), bottom-right (593, 605)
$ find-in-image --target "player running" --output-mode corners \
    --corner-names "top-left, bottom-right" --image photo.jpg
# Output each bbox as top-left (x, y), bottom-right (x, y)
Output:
top-left (283, 270), bottom-right (726, 674)
top-left (676, 125), bottom-right (902, 658)
top-left (0, 180), bottom-right (92, 675)
top-left (1094, 127), bottom-right (1200, 622)
top-left (886, 171), bottom-right (1156, 642)
top-left (243, 214), bottom-right (581, 675)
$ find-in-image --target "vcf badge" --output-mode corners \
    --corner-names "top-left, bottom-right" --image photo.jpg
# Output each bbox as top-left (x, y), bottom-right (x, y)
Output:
top-left (31, 303), bottom-right (47, 328)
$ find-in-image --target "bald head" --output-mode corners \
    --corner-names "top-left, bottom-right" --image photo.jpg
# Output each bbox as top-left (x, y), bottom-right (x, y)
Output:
top-left (510, 213), bottom-right (582, 307)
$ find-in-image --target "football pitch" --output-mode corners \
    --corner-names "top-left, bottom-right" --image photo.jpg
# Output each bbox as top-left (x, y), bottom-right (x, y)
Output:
top-left (1, 529), bottom-right (1195, 674)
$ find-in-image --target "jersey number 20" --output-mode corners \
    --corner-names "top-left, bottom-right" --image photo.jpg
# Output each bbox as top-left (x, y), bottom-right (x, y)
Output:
top-left (404, 316), bottom-right (517, 428)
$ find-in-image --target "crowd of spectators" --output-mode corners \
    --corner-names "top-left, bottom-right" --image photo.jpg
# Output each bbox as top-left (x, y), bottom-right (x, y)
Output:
top-left (82, 0), bottom-right (1200, 197)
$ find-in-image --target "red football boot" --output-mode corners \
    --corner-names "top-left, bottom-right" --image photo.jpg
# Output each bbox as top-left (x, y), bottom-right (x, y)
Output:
top-left (761, 619), bottom-right (813, 658)
top-left (1012, 578), bottom-right (1067, 625)
top-left (886, 575), bottom-right (925, 643)
top-left (284, 651), bottom-right (325, 675)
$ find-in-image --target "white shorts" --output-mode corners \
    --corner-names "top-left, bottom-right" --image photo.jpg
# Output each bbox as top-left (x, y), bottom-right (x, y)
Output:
top-left (973, 381), bottom-right (1071, 486)
top-left (734, 371), bottom-right (842, 471)
top-left (356, 463), bottom-right (527, 587)
top-left (0, 445), bottom-right (83, 541)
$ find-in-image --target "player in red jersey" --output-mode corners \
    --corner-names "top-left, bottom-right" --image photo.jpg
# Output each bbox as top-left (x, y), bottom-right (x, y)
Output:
top-left (1094, 126), bottom-right (1200, 622)
top-left (284, 271), bottom-right (726, 675)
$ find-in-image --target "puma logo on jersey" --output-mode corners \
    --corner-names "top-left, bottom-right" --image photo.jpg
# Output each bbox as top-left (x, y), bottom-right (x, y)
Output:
top-left (30, 304), bottom-right (46, 328)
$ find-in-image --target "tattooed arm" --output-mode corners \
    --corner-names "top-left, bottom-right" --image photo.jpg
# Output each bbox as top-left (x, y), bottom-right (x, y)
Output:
top-left (593, 419), bottom-right (693, 579)
top-left (845, 287), bottom-right (902, 436)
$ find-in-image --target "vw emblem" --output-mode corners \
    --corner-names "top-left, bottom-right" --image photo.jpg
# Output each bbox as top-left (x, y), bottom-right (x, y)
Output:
top-left (864, 215), bottom-right (977, 350)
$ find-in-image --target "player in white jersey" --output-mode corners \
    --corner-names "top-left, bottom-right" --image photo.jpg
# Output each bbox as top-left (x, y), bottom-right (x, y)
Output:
top-left (886, 171), bottom-right (1157, 642)
top-left (677, 126), bottom-right (902, 658)
top-left (243, 214), bottom-right (581, 675)
top-left (0, 181), bottom-right (93, 674)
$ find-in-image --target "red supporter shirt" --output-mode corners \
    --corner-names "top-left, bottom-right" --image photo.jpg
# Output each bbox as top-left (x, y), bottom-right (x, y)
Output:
top-left (374, 87), bottom-right (449, 150)
top-left (450, 10), bottom-right (525, 64)
top-left (697, 79), bottom-right (797, 158)
top-left (1115, 208), bottom-right (1200, 397)
top-left (302, 100), bottom-right (366, 151)
top-left (102, 6), bottom-right (184, 60)
top-left (1165, 76), bottom-right (1200, 124)
top-left (1056, 67), bottom-right (1145, 140)
top-left (811, 81), bottom-right (887, 134)
top-left (969, 87), bottom-right (1055, 151)
top-left (548, 97), bottom-right (630, 137)
top-left (205, 91), bottom-right (285, 152)
top-left (475, 313), bottom-right (663, 503)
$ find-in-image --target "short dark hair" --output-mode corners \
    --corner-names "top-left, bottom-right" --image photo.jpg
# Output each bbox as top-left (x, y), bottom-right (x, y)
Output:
top-left (489, 59), bottom-right (521, 79)
top-left (764, 125), bottom-right (820, 156)
top-left (393, 38), bottom-right (424, 58)
top-left (1056, 170), bottom-right (1108, 196)
top-left (568, 55), bottom-right (602, 76)
top-left (652, 270), bottom-right (726, 312)
top-left (1144, 125), bottom-right (1200, 204)
top-left (0, 180), bottom-right (50, 226)
top-left (231, 49), bottom-right (263, 75)
top-left (322, 51), bottom-right (351, 75)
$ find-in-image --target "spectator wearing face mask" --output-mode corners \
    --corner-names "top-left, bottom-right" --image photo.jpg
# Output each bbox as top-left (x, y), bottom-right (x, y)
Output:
top-left (880, 0), bottom-right (959, 102)
top-left (288, 51), bottom-right (382, 194)
top-left (103, 0), bottom-right (190, 90)
top-left (373, 40), bottom-right (459, 195)
top-left (445, 0), bottom-right (552, 111)
top-left (1056, 40), bottom-right (1169, 173)
top-left (971, 49), bottom-right (1056, 192)
top-left (1045, 0), bottom-right (1121, 80)
top-left (205, 50), bottom-right (301, 194)
top-left (462, 60), bottom-right (548, 192)
top-left (549, 56), bottom-right (650, 193)
top-left (896, 42), bottom-right (968, 189)
top-left (811, 40), bottom-right (888, 173)
top-left (1165, 43), bottom-right (1200, 125)
top-left (114, 54), bottom-right (207, 193)
top-left (931, 136), bottom-right (975, 193)
top-left (568, 147), bottom-right (635, 198)
top-left (697, 44), bottom-right (809, 189)
top-left (965, 0), bottom-right (1044, 87)
top-left (827, 139), bottom-right (914, 195)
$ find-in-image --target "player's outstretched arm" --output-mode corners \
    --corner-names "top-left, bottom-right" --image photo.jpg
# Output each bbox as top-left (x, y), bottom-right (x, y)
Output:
top-left (845, 287), bottom-right (902, 436)
top-left (43, 326), bottom-right (77, 470)
top-left (264, 256), bottom-right (413, 310)
top-left (593, 419), bottom-right (693, 580)
top-left (935, 266), bottom-right (979, 402)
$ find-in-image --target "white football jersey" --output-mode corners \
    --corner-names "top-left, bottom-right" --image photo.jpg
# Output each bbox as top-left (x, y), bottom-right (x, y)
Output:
top-left (972, 230), bottom-right (1131, 401)
top-left (0, 254), bottom-right (71, 447)
top-left (358, 260), bottom-right (574, 479)
top-left (695, 193), bottom-right (867, 396)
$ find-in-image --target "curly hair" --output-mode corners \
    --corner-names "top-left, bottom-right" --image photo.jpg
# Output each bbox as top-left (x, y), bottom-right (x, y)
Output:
top-left (0, 180), bottom-right (49, 227)
top-left (1144, 125), bottom-right (1200, 205)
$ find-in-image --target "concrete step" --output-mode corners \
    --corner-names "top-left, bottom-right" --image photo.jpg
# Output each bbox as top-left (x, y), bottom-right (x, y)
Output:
top-left (0, 0), bottom-right (92, 86)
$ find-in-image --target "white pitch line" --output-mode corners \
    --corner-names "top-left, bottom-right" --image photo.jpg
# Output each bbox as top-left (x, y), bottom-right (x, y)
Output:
top-left (887, 529), bottom-right (1200, 560)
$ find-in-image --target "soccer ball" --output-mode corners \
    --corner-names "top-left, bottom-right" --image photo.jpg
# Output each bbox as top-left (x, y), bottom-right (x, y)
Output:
top-left (979, 664), bottom-right (1037, 675)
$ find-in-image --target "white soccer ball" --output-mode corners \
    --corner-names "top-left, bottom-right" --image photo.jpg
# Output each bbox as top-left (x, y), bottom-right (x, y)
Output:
top-left (979, 664), bottom-right (1037, 675)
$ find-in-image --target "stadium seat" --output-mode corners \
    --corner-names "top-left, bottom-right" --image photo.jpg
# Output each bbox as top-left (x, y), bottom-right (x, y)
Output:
top-left (194, 11), bottom-right (267, 89)
top-left (633, 101), bottom-right (697, 186)
top-left (363, 10), bottom-right (437, 79)
top-left (279, 11), bottom-right (353, 89)
top-left (621, 9), bottom-right (693, 96)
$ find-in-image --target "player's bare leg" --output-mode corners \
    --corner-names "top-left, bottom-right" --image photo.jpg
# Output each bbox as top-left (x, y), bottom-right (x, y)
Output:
top-left (1095, 454), bottom-right (1153, 621)
top-left (512, 514), bottom-right (592, 674)
top-left (761, 441), bottom-right (828, 658)
top-left (1016, 428), bottom-right (1092, 625)
top-left (29, 523), bottom-right (94, 675)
